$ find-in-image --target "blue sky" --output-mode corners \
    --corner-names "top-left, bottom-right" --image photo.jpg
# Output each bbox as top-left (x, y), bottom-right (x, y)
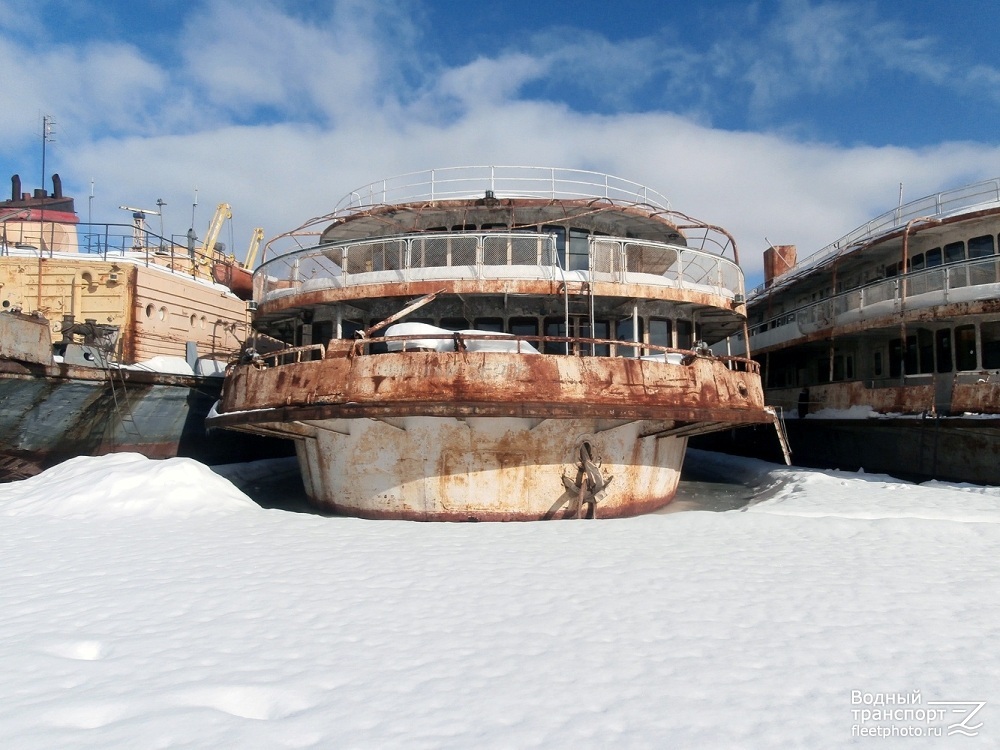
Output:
top-left (3, 0), bottom-right (1000, 284)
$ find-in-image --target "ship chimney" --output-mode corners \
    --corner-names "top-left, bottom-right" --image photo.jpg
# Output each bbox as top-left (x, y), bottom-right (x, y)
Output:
top-left (763, 244), bottom-right (797, 288)
top-left (52, 173), bottom-right (62, 198)
top-left (10, 174), bottom-right (19, 202)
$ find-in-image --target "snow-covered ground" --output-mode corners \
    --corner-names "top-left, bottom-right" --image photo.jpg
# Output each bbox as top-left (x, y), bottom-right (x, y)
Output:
top-left (1, 450), bottom-right (996, 748)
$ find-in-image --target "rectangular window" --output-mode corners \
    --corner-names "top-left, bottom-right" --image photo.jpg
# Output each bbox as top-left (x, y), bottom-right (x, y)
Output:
top-left (543, 317), bottom-right (568, 354)
top-left (904, 334), bottom-right (918, 375)
top-left (568, 229), bottom-right (590, 271)
top-left (649, 318), bottom-right (673, 351)
top-left (676, 320), bottom-right (693, 349)
top-left (616, 317), bottom-right (644, 357)
top-left (873, 350), bottom-right (883, 377)
top-left (955, 324), bottom-right (977, 371)
top-left (925, 247), bottom-right (942, 267)
top-left (474, 317), bottom-right (504, 332)
top-left (508, 317), bottom-right (538, 338)
top-left (910, 253), bottom-right (925, 271)
top-left (440, 317), bottom-right (470, 330)
top-left (982, 321), bottom-right (1000, 369)
top-left (889, 338), bottom-right (903, 378)
top-left (968, 235), bottom-right (995, 258)
top-left (944, 242), bottom-right (965, 263)
top-left (918, 328), bottom-right (934, 374)
top-left (884, 263), bottom-right (898, 278)
top-left (543, 225), bottom-right (567, 269)
top-left (935, 328), bottom-right (952, 373)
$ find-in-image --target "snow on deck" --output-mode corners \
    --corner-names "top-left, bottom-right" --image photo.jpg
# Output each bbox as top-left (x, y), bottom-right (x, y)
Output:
top-left (0, 451), bottom-right (997, 747)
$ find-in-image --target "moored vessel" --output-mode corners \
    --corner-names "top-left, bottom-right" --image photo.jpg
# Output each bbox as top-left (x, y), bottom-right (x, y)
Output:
top-left (712, 177), bottom-right (1000, 484)
top-left (0, 173), bottom-right (280, 479)
top-left (209, 167), bottom-right (772, 519)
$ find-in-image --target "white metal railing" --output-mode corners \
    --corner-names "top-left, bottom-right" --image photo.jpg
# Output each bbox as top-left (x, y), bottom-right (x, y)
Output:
top-left (334, 166), bottom-right (671, 213)
top-left (254, 232), bottom-right (745, 301)
top-left (750, 254), bottom-right (1000, 342)
top-left (750, 177), bottom-right (1000, 298)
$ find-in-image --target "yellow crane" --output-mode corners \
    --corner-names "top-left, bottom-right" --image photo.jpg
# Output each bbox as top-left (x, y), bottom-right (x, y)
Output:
top-left (244, 227), bottom-right (264, 270)
top-left (200, 203), bottom-right (232, 258)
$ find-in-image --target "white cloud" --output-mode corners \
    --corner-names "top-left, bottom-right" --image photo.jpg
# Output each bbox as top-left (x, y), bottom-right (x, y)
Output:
top-left (4, 0), bottom-right (1000, 291)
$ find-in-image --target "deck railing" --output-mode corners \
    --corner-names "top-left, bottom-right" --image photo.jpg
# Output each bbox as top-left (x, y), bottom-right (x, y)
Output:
top-left (255, 232), bottom-right (745, 301)
top-left (335, 166), bottom-right (671, 214)
top-left (0, 220), bottom-right (225, 284)
top-left (750, 177), bottom-right (1000, 298)
top-left (749, 254), bottom-right (1000, 346)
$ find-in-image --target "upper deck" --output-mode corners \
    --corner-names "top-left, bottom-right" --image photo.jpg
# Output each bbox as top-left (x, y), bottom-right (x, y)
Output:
top-left (253, 168), bottom-right (748, 341)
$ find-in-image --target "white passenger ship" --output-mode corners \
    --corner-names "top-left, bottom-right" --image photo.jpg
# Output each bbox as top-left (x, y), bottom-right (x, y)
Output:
top-left (717, 178), bottom-right (1000, 483)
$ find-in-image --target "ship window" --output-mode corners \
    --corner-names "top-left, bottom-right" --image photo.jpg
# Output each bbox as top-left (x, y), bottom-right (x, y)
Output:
top-left (884, 263), bottom-right (897, 278)
top-left (474, 317), bottom-right (503, 332)
top-left (935, 328), bottom-right (952, 373)
top-left (615, 317), bottom-right (644, 358)
top-left (982, 322), bottom-right (1000, 369)
top-left (450, 224), bottom-right (474, 232)
top-left (873, 351), bottom-right (883, 377)
top-left (944, 241), bottom-right (965, 263)
top-left (568, 229), bottom-right (589, 271)
top-left (592, 320), bottom-right (610, 357)
top-left (889, 338), bottom-right (903, 378)
top-left (313, 321), bottom-right (333, 345)
top-left (543, 317), bottom-right (567, 354)
top-left (968, 235), bottom-right (994, 258)
top-left (542, 225), bottom-right (568, 269)
top-left (145, 304), bottom-right (154, 318)
top-left (190, 314), bottom-right (197, 327)
top-left (159, 306), bottom-right (167, 321)
top-left (427, 226), bottom-right (447, 233)
top-left (649, 318), bottom-right (672, 351)
top-left (341, 319), bottom-right (362, 339)
top-left (917, 328), bottom-right (934, 374)
top-left (904, 335), bottom-right (919, 375)
top-left (955, 325), bottom-right (977, 370)
top-left (925, 248), bottom-right (942, 267)
top-left (200, 315), bottom-right (207, 329)
top-left (508, 317), bottom-right (538, 338)
top-left (481, 223), bottom-right (508, 232)
top-left (910, 253), bottom-right (924, 271)
top-left (439, 317), bottom-right (470, 330)
top-left (676, 320), bottom-right (693, 350)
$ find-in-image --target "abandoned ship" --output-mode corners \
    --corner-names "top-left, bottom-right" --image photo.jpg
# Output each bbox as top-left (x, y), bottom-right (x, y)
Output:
top-left (208, 166), bottom-right (773, 520)
top-left (0, 172), bottom-right (276, 480)
top-left (711, 177), bottom-right (1000, 484)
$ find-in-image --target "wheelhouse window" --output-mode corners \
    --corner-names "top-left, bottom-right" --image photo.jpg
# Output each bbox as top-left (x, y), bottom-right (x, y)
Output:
top-left (925, 247), bottom-right (942, 267)
top-left (909, 253), bottom-right (925, 271)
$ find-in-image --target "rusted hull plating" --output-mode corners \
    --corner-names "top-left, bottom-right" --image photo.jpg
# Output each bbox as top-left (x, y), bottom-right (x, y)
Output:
top-left (290, 415), bottom-right (685, 521)
top-left (211, 350), bottom-right (768, 519)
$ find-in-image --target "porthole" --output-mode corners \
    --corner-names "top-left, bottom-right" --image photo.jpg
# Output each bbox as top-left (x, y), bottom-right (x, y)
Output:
top-left (158, 306), bottom-right (167, 321)
top-left (145, 304), bottom-right (154, 318)
top-left (190, 314), bottom-right (197, 327)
